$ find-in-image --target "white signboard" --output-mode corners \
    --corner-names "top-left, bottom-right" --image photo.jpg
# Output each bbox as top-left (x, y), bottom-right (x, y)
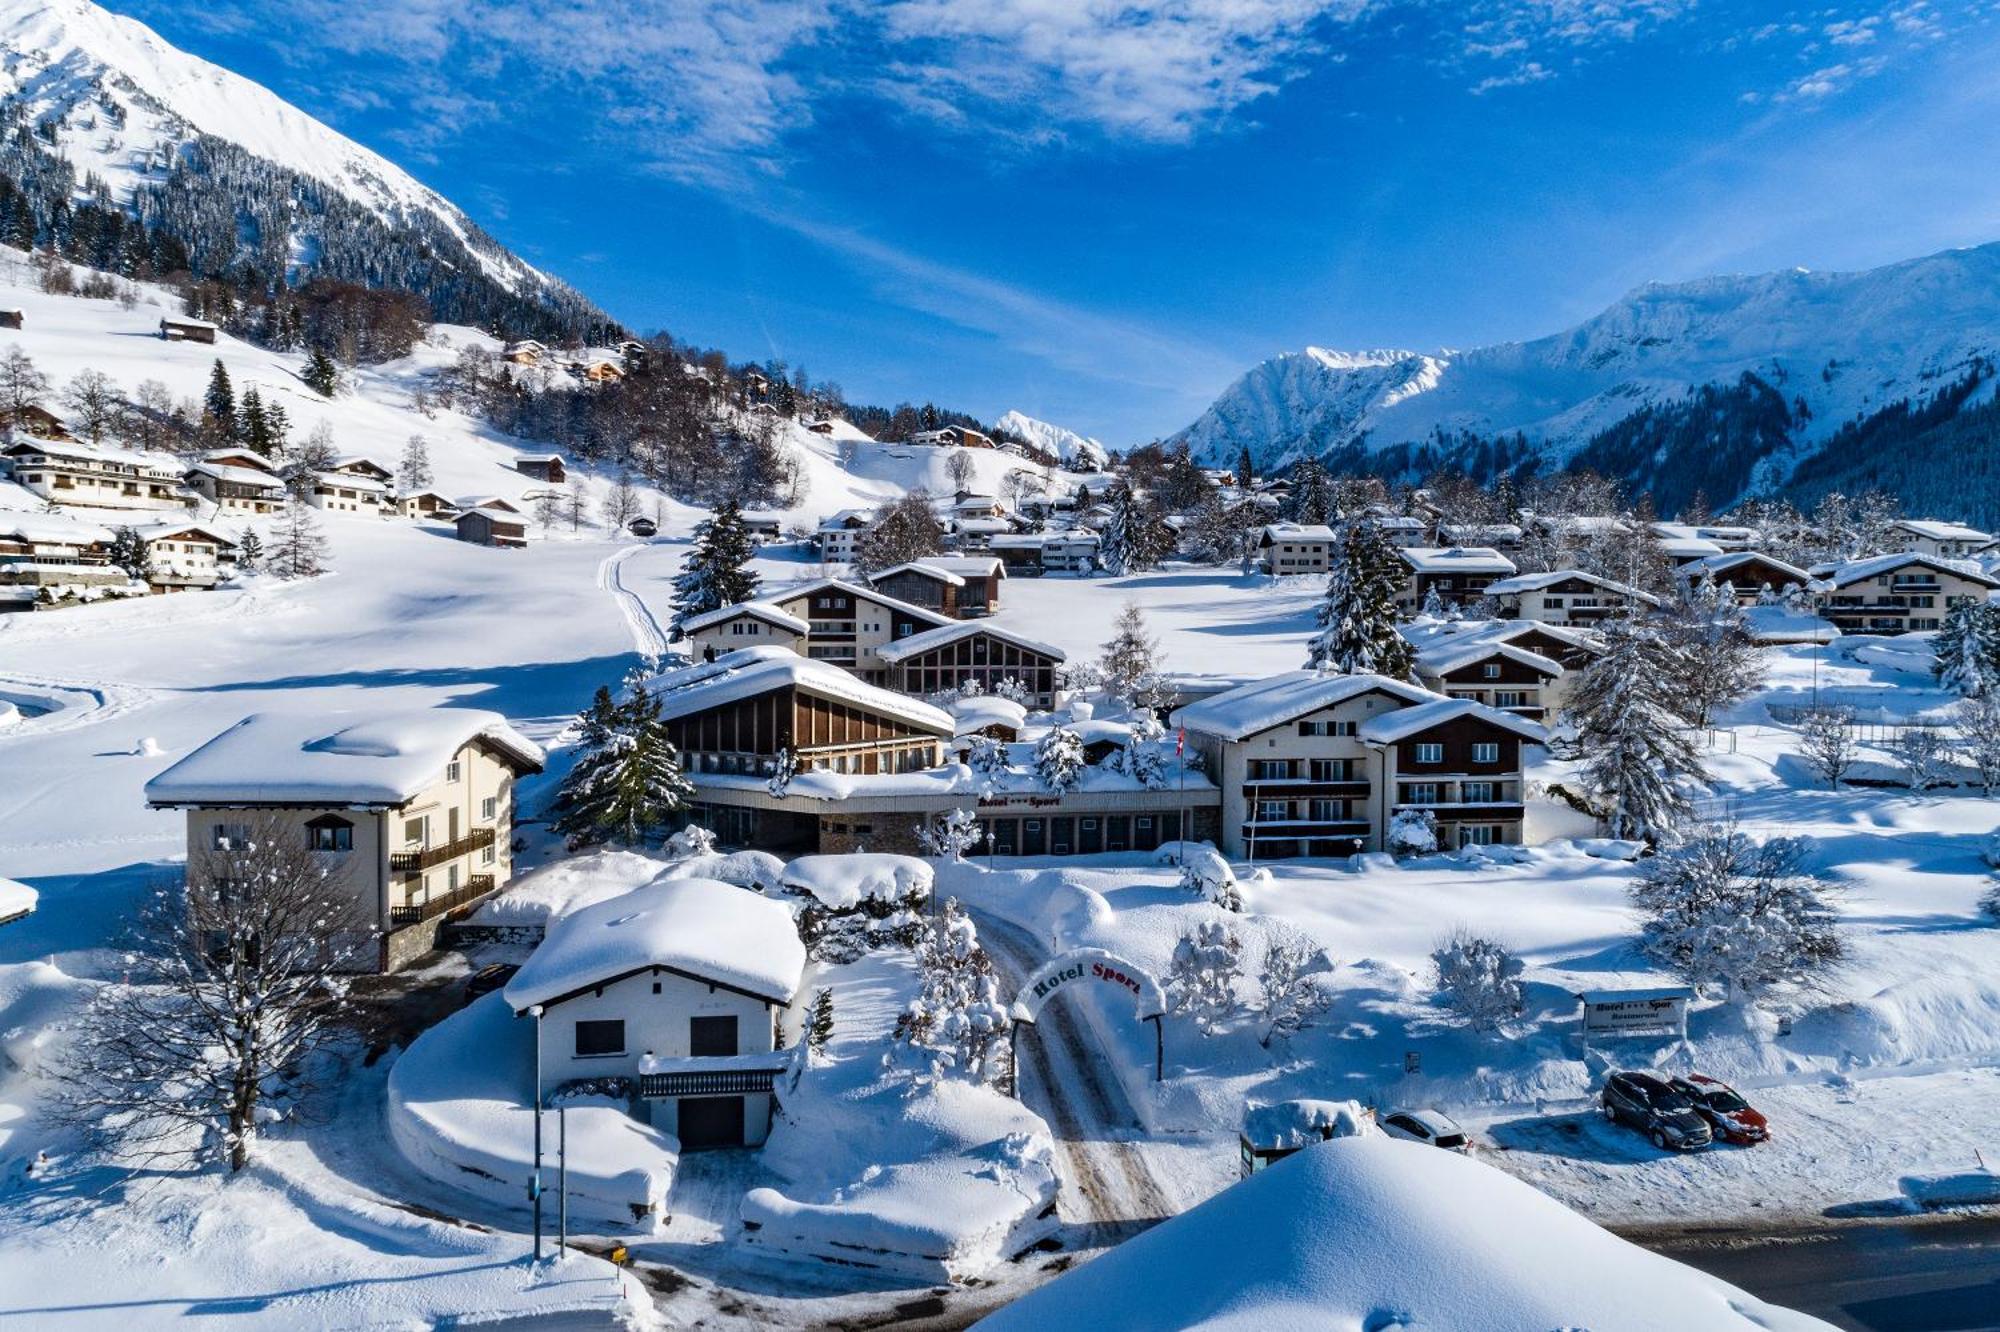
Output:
top-left (1577, 987), bottom-right (1694, 1049)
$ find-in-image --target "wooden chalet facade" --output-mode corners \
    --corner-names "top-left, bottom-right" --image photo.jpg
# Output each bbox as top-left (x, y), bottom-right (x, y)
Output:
top-left (877, 622), bottom-right (1065, 707)
top-left (455, 509), bottom-right (528, 548)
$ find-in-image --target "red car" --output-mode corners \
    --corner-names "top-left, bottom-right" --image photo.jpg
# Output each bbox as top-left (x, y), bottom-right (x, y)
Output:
top-left (1670, 1075), bottom-right (1769, 1145)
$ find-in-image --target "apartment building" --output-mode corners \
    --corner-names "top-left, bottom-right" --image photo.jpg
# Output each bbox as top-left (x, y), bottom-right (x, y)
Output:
top-left (1256, 523), bottom-right (1338, 575)
top-left (1809, 553), bottom-right (2000, 634)
top-left (758, 578), bottom-right (953, 683)
top-left (2, 438), bottom-right (193, 512)
top-left (1481, 570), bottom-right (1660, 627)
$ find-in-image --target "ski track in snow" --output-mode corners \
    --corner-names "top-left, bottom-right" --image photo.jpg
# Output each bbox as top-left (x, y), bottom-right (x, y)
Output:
top-left (598, 544), bottom-right (667, 665)
top-left (974, 907), bottom-right (1177, 1237)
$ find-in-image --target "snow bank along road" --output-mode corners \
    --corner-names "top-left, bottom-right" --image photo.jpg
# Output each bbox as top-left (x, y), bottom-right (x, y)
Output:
top-left (973, 908), bottom-right (1176, 1241)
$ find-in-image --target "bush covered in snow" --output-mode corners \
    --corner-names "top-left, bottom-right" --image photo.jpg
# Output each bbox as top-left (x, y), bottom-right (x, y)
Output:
top-left (1167, 921), bottom-right (1244, 1035)
top-left (1257, 930), bottom-right (1334, 1047)
top-left (1387, 807), bottom-right (1439, 857)
top-left (1980, 880), bottom-right (2000, 925)
top-left (1430, 931), bottom-right (1526, 1033)
top-left (915, 807), bottom-right (983, 859)
top-left (1166, 843), bottom-right (1242, 911)
top-left (1034, 725), bottom-right (1086, 794)
top-left (892, 898), bottom-right (1011, 1083)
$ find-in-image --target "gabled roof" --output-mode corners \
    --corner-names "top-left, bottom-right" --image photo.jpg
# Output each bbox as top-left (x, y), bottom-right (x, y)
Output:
top-left (1171, 672), bottom-right (1436, 742)
top-left (0, 513), bottom-right (114, 545)
top-left (1483, 569), bottom-right (1660, 605)
top-left (504, 876), bottom-right (804, 1011)
top-left (876, 620), bottom-right (1067, 665)
top-left (455, 495), bottom-right (522, 513)
top-left (870, 561), bottom-right (963, 587)
top-left (312, 469), bottom-right (387, 494)
top-left (1357, 697), bottom-right (1547, 745)
top-left (187, 460), bottom-right (287, 489)
top-left (1811, 551), bottom-right (2000, 589)
top-left (679, 601), bottom-right (809, 635)
top-left (1893, 518), bottom-right (1990, 543)
top-left (145, 708), bottom-right (544, 807)
top-left (6, 437), bottom-right (183, 473)
top-left (1259, 522), bottom-right (1337, 543)
top-left (1400, 546), bottom-right (1518, 575)
top-left (646, 646), bottom-right (954, 734)
top-left (1682, 551), bottom-right (1810, 584)
top-left (201, 449), bottom-right (279, 472)
top-left (329, 454), bottom-right (394, 478)
top-left (131, 520), bottom-right (238, 546)
top-left (1417, 640), bottom-right (1564, 679)
top-left (919, 555), bottom-right (1006, 579)
top-left (762, 578), bottom-right (954, 628)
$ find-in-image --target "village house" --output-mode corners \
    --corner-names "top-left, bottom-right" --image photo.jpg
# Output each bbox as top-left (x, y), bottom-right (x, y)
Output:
top-left (0, 309), bottom-right (21, 330)
top-left (1650, 521), bottom-right (1760, 559)
top-left (395, 489), bottom-right (458, 520)
top-left (877, 621), bottom-right (1066, 707)
top-left (514, 454), bottom-right (566, 484)
top-left (307, 466), bottom-right (389, 515)
top-left (908, 425), bottom-right (994, 449)
top-left (950, 493), bottom-right (1008, 521)
top-left (2, 438), bottom-right (194, 512)
top-left (757, 578), bottom-right (954, 682)
top-left (1371, 515), bottom-right (1430, 548)
top-left (501, 340), bottom-right (545, 366)
top-left (0, 513), bottom-right (126, 610)
top-left (503, 876), bottom-right (805, 1149)
top-left (813, 509), bottom-right (872, 564)
top-left (573, 360), bottom-right (623, 384)
top-left (1481, 569), bottom-right (1661, 627)
top-left (1041, 531), bottom-right (1101, 575)
top-left (1413, 639), bottom-right (1565, 722)
top-left (1809, 552), bottom-right (2000, 634)
top-left (1890, 519), bottom-right (1991, 561)
top-left (158, 316), bottom-right (218, 344)
top-left (144, 708), bottom-right (545, 971)
top-left (950, 516), bottom-right (1015, 550)
top-left (681, 601), bottom-right (810, 661)
top-left (1, 404), bottom-right (69, 438)
top-left (1679, 551), bottom-right (1812, 604)
top-left (133, 521), bottom-right (236, 592)
top-left (455, 508), bottom-right (529, 549)
top-left (185, 450), bottom-right (287, 515)
top-left (1256, 523), bottom-right (1338, 575)
top-left (1397, 546), bottom-right (1519, 610)
top-left (1173, 672), bottom-right (1545, 859)
top-left (739, 511), bottom-right (785, 542)
top-left (867, 556), bottom-right (1006, 618)
top-left (988, 533), bottom-right (1050, 573)
top-left (1438, 523), bottom-right (1524, 553)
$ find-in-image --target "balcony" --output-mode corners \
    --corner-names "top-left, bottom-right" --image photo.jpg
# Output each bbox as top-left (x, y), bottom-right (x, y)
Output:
top-left (389, 826), bottom-right (495, 873)
top-left (389, 873), bottom-right (495, 927)
top-left (1243, 779), bottom-right (1369, 799)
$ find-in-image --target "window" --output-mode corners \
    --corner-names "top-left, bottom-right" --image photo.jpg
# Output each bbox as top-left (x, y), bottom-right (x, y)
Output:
top-left (403, 816), bottom-right (427, 845)
top-left (1256, 800), bottom-right (1289, 822)
top-left (482, 843), bottom-right (497, 866)
top-left (1414, 743), bottom-right (1443, 764)
top-left (1471, 742), bottom-right (1499, 764)
top-left (1309, 758), bottom-right (1346, 782)
top-left (1308, 798), bottom-right (1341, 821)
top-left (481, 796), bottom-right (498, 821)
top-left (307, 818), bottom-right (352, 852)
top-left (446, 760), bottom-right (462, 783)
top-left (574, 1020), bottom-right (625, 1058)
top-left (1496, 691), bottom-right (1528, 709)
top-left (1462, 781), bottom-right (1495, 803)
top-left (1298, 719), bottom-right (1356, 737)
top-left (1482, 663), bottom-right (1501, 679)
top-left (1249, 759), bottom-right (1293, 781)
top-left (1460, 824), bottom-right (1498, 847)
top-left (690, 1015), bottom-right (738, 1057)
top-left (211, 822), bottom-right (250, 851)
top-left (1403, 783), bottom-right (1438, 805)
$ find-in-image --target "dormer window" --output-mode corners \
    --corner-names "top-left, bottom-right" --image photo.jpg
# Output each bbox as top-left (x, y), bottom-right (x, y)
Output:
top-left (306, 814), bottom-right (353, 852)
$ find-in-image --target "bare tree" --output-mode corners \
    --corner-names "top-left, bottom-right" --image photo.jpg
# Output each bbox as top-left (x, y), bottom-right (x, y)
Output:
top-left (1957, 694), bottom-right (2000, 797)
top-left (600, 472), bottom-right (642, 532)
top-left (62, 369), bottom-right (122, 443)
top-left (0, 344), bottom-right (51, 420)
top-left (56, 824), bottom-right (374, 1169)
top-left (946, 449), bottom-right (978, 492)
top-left (1897, 728), bottom-right (1951, 793)
top-left (272, 504), bottom-right (329, 579)
top-left (1796, 709), bottom-right (1857, 789)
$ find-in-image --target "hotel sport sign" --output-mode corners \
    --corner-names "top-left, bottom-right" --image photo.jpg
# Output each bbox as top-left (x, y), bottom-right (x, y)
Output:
top-left (1008, 947), bottom-right (1168, 1086)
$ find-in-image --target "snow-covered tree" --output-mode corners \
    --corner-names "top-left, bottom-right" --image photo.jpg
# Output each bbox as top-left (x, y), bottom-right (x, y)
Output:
top-left (1306, 520), bottom-right (1416, 678)
top-left (1109, 715), bottom-right (1171, 789)
top-left (1981, 880), bottom-right (2000, 925)
top-left (55, 822), bottom-right (374, 1170)
top-left (671, 499), bottom-right (761, 627)
top-left (302, 346), bottom-right (340, 397)
top-left (1662, 573), bottom-right (1765, 727)
top-left (1796, 709), bottom-right (1857, 789)
top-left (1283, 457), bottom-right (1333, 525)
top-left (1097, 479), bottom-right (1173, 575)
top-left (105, 525), bottom-right (153, 582)
top-left (1933, 603), bottom-right (2000, 697)
top-left (1177, 846), bottom-right (1242, 911)
top-left (1235, 444), bottom-right (1255, 488)
top-left (271, 503), bottom-right (329, 579)
top-left (1562, 617), bottom-right (1705, 844)
top-left (946, 449), bottom-right (977, 491)
top-left (234, 528), bottom-right (263, 574)
top-left (916, 807), bottom-right (983, 859)
top-left (1257, 930), bottom-right (1333, 1047)
top-left (202, 358), bottom-right (236, 440)
top-left (892, 898), bottom-right (1011, 1083)
top-left (1099, 602), bottom-right (1164, 707)
top-left (1419, 584), bottom-right (1448, 619)
top-left (1631, 825), bottom-right (1842, 1004)
top-left (1956, 694), bottom-right (2000, 796)
top-left (0, 345), bottom-right (50, 420)
top-left (1896, 727), bottom-right (1951, 793)
top-left (1430, 931), bottom-right (1526, 1033)
top-left (990, 676), bottom-right (1032, 707)
top-left (550, 687), bottom-right (695, 846)
top-left (1034, 725), bottom-right (1086, 793)
top-left (805, 987), bottom-right (836, 1056)
top-left (853, 490), bottom-right (944, 573)
top-left (664, 823), bottom-right (718, 859)
top-left (1387, 807), bottom-right (1439, 857)
top-left (1166, 921), bottom-right (1244, 1035)
top-left (765, 747), bottom-right (797, 799)
top-left (398, 434), bottom-right (434, 492)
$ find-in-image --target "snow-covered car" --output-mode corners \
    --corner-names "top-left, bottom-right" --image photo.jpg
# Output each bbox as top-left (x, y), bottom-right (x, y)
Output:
top-left (1379, 1108), bottom-right (1470, 1153)
top-left (1669, 1075), bottom-right (1769, 1145)
top-left (1600, 1072), bottom-right (1712, 1151)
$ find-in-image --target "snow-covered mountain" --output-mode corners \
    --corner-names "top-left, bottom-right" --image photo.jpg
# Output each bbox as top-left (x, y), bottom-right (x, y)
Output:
top-left (1175, 243), bottom-right (2000, 502)
top-left (994, 409), bottom-right (1109, 469)
top-left (0, 0), bottom-right (607, 338)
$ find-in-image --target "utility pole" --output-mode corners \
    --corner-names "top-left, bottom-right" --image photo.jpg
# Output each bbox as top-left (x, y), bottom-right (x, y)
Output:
top-left (559, 1103), bottom-right (569, 1258)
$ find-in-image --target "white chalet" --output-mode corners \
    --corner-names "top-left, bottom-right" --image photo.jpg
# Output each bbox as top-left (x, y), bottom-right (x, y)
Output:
top-left (185, 450), bottom-right (287, 515)
top-left (1256, 523), bottom-right (1337, 575)
top-left (1481, 569), bottom-right (1660, 627)
top-left (1891, 519), bottom-right (1991, 561)
top-left (2, 438), bottom-right (192, 512)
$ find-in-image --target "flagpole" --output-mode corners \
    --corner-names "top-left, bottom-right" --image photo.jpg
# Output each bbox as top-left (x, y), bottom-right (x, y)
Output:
top-left (1176, 725), bottom-right (1189, 863)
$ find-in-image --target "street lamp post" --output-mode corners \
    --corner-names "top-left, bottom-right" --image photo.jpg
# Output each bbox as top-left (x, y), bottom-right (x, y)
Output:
top-left (530, 1004), bottom-right (544, 1264)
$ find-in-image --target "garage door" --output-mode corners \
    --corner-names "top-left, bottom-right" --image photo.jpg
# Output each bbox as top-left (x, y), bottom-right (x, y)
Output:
top-left (677, 1095), bottom-right (745, 1149)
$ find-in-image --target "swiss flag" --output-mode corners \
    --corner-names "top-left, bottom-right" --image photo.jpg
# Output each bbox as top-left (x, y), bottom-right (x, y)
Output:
top-left (1175, 727), bottom-right (1185, 756)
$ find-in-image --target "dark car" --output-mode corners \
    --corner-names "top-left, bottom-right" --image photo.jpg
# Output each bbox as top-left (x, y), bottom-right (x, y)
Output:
top-left (1601, 1071), bottom-right (1712, 1151)
top-left (1670, 1075), bottom-right (1769, 1145)
top-left (465, 962), bottom-right (519, 1003)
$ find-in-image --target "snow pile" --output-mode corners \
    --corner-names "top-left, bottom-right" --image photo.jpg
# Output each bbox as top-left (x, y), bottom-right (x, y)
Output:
top-left (981, 1135), bottom-right (1834, 1331)
top-left (504, 877), bottom-right (804, 1010)
top-left (1900, 1166), bottom-right (2000, 1208)
top-left (780, 853), bottom-right (933, 910)
top-left (386, 993), bottom-right (678, 1229)
top-left (0, 878), bottom-right (38, 923)
top-left (465, 848), bottom-right (667, 927)
top-left (659, 849), bottom-right (785, 893)
top-left (1240, 1098), bottom-right (1373, 1150)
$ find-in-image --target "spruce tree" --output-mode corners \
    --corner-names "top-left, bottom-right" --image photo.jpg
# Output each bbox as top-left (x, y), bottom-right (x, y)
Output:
top-left (1098, 480), bottom-right (1174, 575)
top-left (398, 435), bottom-right (434, 492)
top-left (1099, 601), bottom-right (1164, 707)
top-left (237, 386), bottom-right (276, 456)
top-left (671, 500), bottom-right (761, 627)
top-left (203, 359), bottom-right (236, 441)
top-left (302, 347), bottom-right (340, 398)
top-left (107, 525), bottom-right (153, 582)
top-left (1284, 457), bottom-right (1334, 525)
top-left (1236, 444), bottom-right (1255, 489)
top-left (1305, 520), bottom-right (1416, 678)
top-left (235, 528), bottom-right (263, 573)
top-left (272, 504), bottom-right (329, 580)
top-left (1563, 617), bottom-right (1707, 845)
top-left (1934, 602), bottom-right (2000, 697)
top-left (806, 988), bottom-right (835, 1054)
top-left (551, 688), bottom-right (696, 846)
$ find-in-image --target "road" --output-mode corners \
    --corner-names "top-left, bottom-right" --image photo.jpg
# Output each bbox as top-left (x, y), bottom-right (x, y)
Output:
top-left (1640, 1215), bottom-right (2000, 1332)
top-left (971, 908), bottom-right (1178, 1245)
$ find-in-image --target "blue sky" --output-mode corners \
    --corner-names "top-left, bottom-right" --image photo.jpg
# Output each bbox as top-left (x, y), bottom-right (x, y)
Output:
top-left (113, 1), bottom-right (2000, 445)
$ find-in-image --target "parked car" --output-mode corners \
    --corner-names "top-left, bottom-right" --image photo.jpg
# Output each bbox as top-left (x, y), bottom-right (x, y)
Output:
top-left (465, 962), bottom-right (519, 1003)
top-left (1670, 1075), bottom-right (1769, 1145)
top-left (1379, 1108), bottom-right (1471, 1152)
top-left (1601, 1071), bottom-right (1712, 1151)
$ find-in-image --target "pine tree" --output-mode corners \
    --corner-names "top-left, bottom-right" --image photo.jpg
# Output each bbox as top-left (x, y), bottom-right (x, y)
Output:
top-left (398, 435), bottom-right (434, 492)
top-left (237, 386), bottom-right (278, 456)
top-left (1305, 520), bottom-right (1416, 678)
top-left (1098, 602), bottom-right (1163, 707)
top-left (1235, 444), bottom-right (1255, 489)
top-left (550, 687), bottom-right (695, 846)
top-left (235, 528), bottom-right (263, 574)
top-left (106, 525), bottom-right (153, 582)
top-left (272, 504), bottom-right (329, 579)
top-left (1284, 457), bottom-right (1333, 525)
top-left (891, 898), bottom-right (1010, 1083)
top-left (1563, 617), bottom-right (1706, 844)
top-left (1934, 603), bottom-right (2000, 698)
top-left (1097, 479), bottom-right (1174, 575)
top-left (302, 347), bottom-right (340, 398)
top-left (1034, 726), bottom-right (1086, 793)
top-left (671, 499), bottom-right (761, 627)
top-left (202, 359), bottom-right (236, 441)
top-left (806, 987), bottom-right (835, 1055)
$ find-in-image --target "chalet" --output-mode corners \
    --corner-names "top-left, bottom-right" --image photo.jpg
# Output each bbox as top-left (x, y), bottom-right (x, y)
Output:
top-left (395, 489), bottom-right (458, 520)
top-left (455, 495), bottom-right (525, 516)
top-left (803, 419), bottom-right (837, 434)
top-left (145, 708), bottom-right (545, 970)
top-left (867, 556), bottom-right (1006, 618)
top-left (2, 438), bottom-right (193, 512)
top-left (504, 877), bottom-right (804, 1149)
top-left (1397, 547), bottom-right (1518, 610)
top-left (877, 621), bottom-right (1066, 707)
top-left (918, 556), bottom-right (1005, 614)
top-left (988, 533), bottom-right (1049, 574)
top-left (739, 511), bottom-right (785, 541)
top-left (1256, 523), bottom-right (1337, 575)
top-left (1679, 551), bottom-right (1811, 604)
top-left (758, 578), bottom-right (953, 683)
top-left (814, 509), bottom-right (872, 564)
top-left (950, 695), bottom-right (1027, 742)
top-left (0, 309), bottom-right (21, 330)
top-left (307, 468), bottom-right (388, 515)
top-left (1651, 533), bottom-right (1725, 565)
top-left (330, 455), bottom-right (396, 486)
top-left (158, 316), bottom-right (218, 344)
top-left (628, 516), bottom-right (658, 538)
top-left (1891, 519), bottom-right (1991, 561)
top-left (501, 340), bottom-right (545, 366)
top-left (514, 454), bottom-right (566, 484)
top-left (1809, 553), bottom-right (1999, 635)
top-left (1439, 523), bottom-right (1523, 553)
top-left (1041, 531), bottom-right (1100, 575)
top-left (681, 602), bottom-right (810, 661)
top-left (1371, 515), bottom-right (1429, 548)
top-left (1651, 522), bottom-right (1759, 558)
top-left (1402, 618), bottom-right (1602, 713)
top-left (0, 513), bottom-right (125, 609)
top-left (185, 452), bottom-right (286, 515)
top-left (951, 493), bottom-right (1007, 520)
top-left (1174, 673), bottom-right (1545, 859)
top-left (1414, 640), bottom-right (1564, 722)
top-left (455, 509), bottom-right (529, 549)
top-left (908, 425), bottom-right (994, 449)
top-left (1, 404), bottom-right (68, 439)
top-left (1481, 570), bottom-right (1660, 627)
top-left (575, 360), bottom-right (623, 384)
top-left (950, 516), bottom-right (1015, 550)
top-left (134, 521), bottom-right (236, 592)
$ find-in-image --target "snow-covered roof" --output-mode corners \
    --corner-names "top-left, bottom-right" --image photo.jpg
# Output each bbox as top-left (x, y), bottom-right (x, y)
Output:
top-left (1440, 523), bottom-right (1523, 543)
top-left (645, 647), bottom-right (954, 734)
top-left (816, 508), bottom-right (871, 530)
top-left (1813, 552), bottom-right (2000, 588)
top-left (1654, 536), bottom-right (1726, 558)
top-left (159, 315), bottom-right (218, 330)
top-left (187, 460), bottom-right (287, 489)
top-left (1260, 522), bottom-right (1337, 542)
top-left (0, 513), bottom-right (113, 544)
top-left (876, 620), bottom-right (1067, 665)
top-left (762, 578), bottom-right (954, 629)
top-left (330, 453), bottom-right (394, 475)
top-left (870, 561), bottom-right (963, 587)
top-left (312, 469), bottom-right (388, 494)
top-left (918, 555), bottom-right (1005, 578)
top-left (950, 695), bottom-right (1028, 733)
top-left (1241, 1098), bottom-right (1372, 1150)
top-left (987, 534), bottom-right (1048, 550)
top-left (1483, 569), bottom-right (1660, 604)
top-left (1683, 551), bottom-right (1810, 584)
top-left (1894, 518), bottom-right (1990, 542)
top-left (1417, 640), bottom-right (1564, 679)
top-left (1172, 672), bottom-right (1436, 741)
top-left (200, 448), bottom-right (279, 470)
top-left (779, 853), bottom-right (933, 910)
top-left (1400, 546), bottom-right (1518, 575)
top-left (1357, 697), bottom-right (1546, 745)
top-left (1400, 617), bottom-right (1600, 657)
top-left (131, 520), bottom-right (237, 546)
top-left (145, 708), bottom-right (545, 807)
top-left (504, 877), bottom-right (804, 1011)
top-left (4, 437), bottom-right (184, 474)
top-left (455, 495), bottom-right (522, 513)
top-left (0, 877), bottom-right (37, 922)
top-left (679, 601), bottom-right (809, 635)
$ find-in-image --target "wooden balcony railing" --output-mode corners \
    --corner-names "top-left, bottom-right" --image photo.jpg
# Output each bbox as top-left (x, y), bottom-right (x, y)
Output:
top-left (388, 874), bottom-right (495, 928)
top-left (388, 827), bottom-right (494, 873)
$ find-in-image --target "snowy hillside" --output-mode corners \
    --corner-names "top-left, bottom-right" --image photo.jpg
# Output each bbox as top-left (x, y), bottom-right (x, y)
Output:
top-left (994, 409), bottom-right (1109, 469)
top-left (1176, 242), bottom-right (2000, 498)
